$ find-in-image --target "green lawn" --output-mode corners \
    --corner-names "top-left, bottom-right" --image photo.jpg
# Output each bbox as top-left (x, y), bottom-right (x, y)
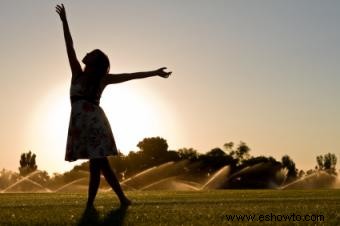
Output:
top-left (0, 189), bottom-right (339, 225)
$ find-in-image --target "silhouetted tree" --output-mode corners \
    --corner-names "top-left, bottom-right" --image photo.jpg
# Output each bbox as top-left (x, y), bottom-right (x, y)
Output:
top-left (177, 148), bottom-right (199, 160)
top-left (316, 155), bottom-right (324, 169)
top-left (137, 137), bottom-right (168, 159)
top-left (226, 141), bottom-right (251, 165)
top-left (206, 148), bottom-right (226, 157)
top-left (324, 153), bottom-right (337, 171)
top-left (164, 150), bottom-right (180, 162)
top-left (124, 150), bottom-right (149, 176)
top-left (281, 155), bottom-right (297, 182)
top-left (242, 156), bottom-right (278, 167)
top-left (19, 151), bottom-right (38, 176)
top-left (223, 142), bottom-right (234, 151)
top-left (236, 142), bottom-right (251, 161)
top-left (199, 147), bottom-right (236, 172)
top-left (316, 153), bottom-right (337, 175)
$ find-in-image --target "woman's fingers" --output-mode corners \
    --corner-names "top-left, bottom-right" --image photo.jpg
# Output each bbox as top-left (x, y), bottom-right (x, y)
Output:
top-left (156, 67), bottom-right (172, 78)
top-left (56, 6), bottom-right (62, 14)
top-left (162, 71), bottom-right (172, 78)
top-left (56, 4), bottom-right (64, 10)
top-left (56, 4), bottom-right (66, 20)
top-left (56, 4), bottom-right (65, 14)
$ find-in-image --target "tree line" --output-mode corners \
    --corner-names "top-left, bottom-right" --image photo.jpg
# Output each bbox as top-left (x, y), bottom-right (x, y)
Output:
top-left (0, 137), bottom-right (338, 190)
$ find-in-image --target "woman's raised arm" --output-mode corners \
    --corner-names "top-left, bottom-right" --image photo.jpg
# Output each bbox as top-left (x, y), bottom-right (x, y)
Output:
top-left (56, 4), bottom-right (82, 78)
top-left (103, 67), bottom-right (172, 85)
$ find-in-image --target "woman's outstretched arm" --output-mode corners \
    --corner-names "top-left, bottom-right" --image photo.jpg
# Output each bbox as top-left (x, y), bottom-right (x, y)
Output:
top-left (103, 67), bottom-right (172, 85)
top-left (56, 4), bottom-right (82, 78)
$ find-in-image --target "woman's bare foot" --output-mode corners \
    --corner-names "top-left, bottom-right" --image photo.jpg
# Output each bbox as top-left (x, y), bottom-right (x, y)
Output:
top-left (120, 198), bottom-right (132, 207)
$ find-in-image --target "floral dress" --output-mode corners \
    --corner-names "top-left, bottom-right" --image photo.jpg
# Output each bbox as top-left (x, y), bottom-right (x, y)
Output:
top-left (65, 74), bottom-right (118, 161)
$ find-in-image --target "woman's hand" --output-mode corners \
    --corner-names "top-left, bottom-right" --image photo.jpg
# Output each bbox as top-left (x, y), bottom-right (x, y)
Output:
top-left (56, 4), bottom-right (67, 22)
top-left (156, 67), bottom-right (172, 78)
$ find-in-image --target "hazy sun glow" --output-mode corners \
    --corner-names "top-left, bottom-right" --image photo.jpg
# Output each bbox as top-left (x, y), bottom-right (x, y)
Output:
top-left (26, 81), bottom-right (179, 173)
top-left (101, 83), bottom-right (178, 153)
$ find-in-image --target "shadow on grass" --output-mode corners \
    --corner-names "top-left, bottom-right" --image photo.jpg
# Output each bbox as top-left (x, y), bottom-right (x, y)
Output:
top-left (78, 205), bottom-right (128, 226)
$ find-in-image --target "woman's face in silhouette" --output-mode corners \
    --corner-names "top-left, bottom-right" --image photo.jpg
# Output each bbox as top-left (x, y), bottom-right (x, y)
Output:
top-left (82, 49), bottom-right (110, 75)
top-left (82, 50), bottom-right (101, 66)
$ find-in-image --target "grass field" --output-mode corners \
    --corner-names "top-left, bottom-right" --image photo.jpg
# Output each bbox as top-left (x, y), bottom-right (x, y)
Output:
top-left (0, 189), bottom-right (339, 225)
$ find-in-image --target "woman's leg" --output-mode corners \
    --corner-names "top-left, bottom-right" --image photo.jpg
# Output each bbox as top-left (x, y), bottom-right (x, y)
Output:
top-left (100, 157), bottom-right (131, 205)
top-left (87, 158), bottom-right (101, 207)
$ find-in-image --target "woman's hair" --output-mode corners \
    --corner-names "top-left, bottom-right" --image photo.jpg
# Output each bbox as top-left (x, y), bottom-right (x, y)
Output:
top-left (90, 49), bottom-right (110, 76)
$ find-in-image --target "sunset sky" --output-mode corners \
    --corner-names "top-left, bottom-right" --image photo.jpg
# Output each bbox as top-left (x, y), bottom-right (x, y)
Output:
top-left (0, 1), bottom-right (339, 174)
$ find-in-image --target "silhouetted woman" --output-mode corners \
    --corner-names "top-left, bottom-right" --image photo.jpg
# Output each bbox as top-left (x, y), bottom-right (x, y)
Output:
top-left (56, 4), bottom-right (171, 208)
